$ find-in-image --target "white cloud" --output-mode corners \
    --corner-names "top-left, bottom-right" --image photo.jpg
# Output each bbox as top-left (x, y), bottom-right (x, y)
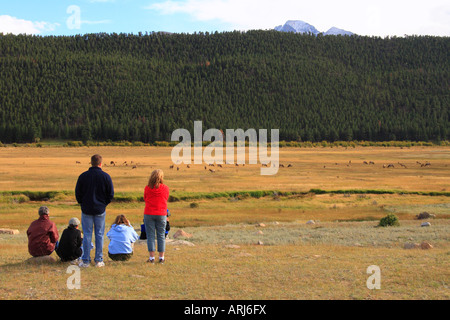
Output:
top-left (146, 0), bottom-right (450, 36)
top-left (0, 15), bottom-right (59, 35)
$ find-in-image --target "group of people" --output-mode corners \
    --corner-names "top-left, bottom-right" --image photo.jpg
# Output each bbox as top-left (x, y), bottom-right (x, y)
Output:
top-left (26, 154), bottom-right (170, 266)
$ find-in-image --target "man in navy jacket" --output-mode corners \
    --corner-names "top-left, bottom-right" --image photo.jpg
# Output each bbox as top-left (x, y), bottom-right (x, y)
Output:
top-left (75, 154), bottom-right (114, 267)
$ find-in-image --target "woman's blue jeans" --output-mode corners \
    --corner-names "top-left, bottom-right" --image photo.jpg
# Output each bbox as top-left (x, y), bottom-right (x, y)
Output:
top-left (144, 214), bottom-right (166, 253)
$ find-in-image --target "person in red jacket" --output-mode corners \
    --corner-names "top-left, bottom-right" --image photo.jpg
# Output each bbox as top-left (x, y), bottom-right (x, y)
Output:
top-left (27, 206), bottom-right (59, 257)
top-left (144, 169), bottom-right (169, 264)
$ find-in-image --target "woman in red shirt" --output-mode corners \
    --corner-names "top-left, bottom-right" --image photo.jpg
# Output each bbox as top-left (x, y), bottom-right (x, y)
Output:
top-left (144, 169), bottom-right (169, 263)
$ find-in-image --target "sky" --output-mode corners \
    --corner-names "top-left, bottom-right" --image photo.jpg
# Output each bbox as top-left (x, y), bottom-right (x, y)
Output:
top-left (0, 0), bottom-right (449, 37)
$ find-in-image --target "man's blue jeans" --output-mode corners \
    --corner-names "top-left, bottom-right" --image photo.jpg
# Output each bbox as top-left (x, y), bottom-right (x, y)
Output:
top-left (81, 212), bottom-right (106, 263)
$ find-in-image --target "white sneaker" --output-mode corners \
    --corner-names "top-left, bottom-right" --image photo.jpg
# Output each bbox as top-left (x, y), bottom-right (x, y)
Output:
top-left (79, 261), bottom-right (90, 268)
top-left (95, 261), bottom-right (105, 268)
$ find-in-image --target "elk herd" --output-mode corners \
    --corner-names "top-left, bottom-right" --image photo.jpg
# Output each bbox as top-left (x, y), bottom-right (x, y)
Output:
top-left (75, 159), bottom-right (433, 173)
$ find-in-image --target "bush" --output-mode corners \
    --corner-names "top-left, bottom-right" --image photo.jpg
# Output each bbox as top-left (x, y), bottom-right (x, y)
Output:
top-left (190, 202), bottom-right (199, 208)
top-left (378, 214), bottom-right (400, 227)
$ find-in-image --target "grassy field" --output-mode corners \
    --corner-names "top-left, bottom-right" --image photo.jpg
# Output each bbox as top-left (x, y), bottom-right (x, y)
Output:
top-left (0, 146), bottom-right (449, 300)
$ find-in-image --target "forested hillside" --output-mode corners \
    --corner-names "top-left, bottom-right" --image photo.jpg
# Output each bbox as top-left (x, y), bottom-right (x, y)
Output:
top-left (0, 31), bottom-right (448, 143)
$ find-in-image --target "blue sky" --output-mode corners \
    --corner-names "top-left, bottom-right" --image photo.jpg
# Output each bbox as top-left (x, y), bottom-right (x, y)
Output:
top-left (1, 0), bottom-right (449, 36)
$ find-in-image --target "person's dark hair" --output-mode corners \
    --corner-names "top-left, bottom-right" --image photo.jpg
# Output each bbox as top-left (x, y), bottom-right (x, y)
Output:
top-left (91, 154), bottom-right (102, 167)
top-left (113, 214), bottom-right (130, 227)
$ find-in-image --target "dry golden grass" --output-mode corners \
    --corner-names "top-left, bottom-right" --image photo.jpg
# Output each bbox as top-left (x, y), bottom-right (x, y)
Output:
top-left (0, 241), bottom-right (448, 300)
top-left (0, 146), bottom-right (449, 300)
top-left (0, 146), bottom-right (448, 192)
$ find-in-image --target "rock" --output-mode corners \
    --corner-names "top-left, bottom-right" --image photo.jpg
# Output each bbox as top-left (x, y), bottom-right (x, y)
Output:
top-left (306, 220), bottom-right (315, 225)
top-left (26, 255), bottom-right (56, 264)
top-left (416, 212), bottom-right (435, 220)
top-left (173, 229), bottom-right (192, 239)
top-left (421, 222), bottom-right (431, 227)
top-left (257, 223), bottom-right (266, 227)
top-left (166, 240), bottom-right (195, 247)
top-left (224, 244), bottom-right (241, 249)
top-left (0, 228), bottom-right (20, 235)
top-left (404, 242), bottom-right (420, 249)
top-left (256, 230), bottom-right (264, 235)
top-left (420, 241), bottom-right (433, 250)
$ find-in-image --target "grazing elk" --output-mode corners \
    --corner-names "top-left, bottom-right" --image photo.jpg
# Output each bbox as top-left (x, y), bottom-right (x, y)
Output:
top-left (209, 169), bottom-right (215, 173)
top-left (287, 164), bottom-right (292, 167)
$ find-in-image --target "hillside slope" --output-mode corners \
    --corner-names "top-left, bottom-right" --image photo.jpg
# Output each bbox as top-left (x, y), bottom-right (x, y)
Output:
top-left (0, 31), bottom-right (448, 143)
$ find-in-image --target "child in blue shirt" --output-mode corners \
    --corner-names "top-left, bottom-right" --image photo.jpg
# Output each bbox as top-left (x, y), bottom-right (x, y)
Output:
top-left (107, 214), bottom-right (139, 261)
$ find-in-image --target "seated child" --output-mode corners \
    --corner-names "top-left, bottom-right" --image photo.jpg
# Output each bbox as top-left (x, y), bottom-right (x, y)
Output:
top-left (56, 217), bottom-right (83, 263)
top-left (165, 209), bottom-right (171, 238)
top-left (107, 214), bottom-right (139, 261)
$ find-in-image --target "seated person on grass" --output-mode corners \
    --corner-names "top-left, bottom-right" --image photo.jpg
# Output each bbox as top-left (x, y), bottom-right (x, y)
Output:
top-left (56, 217), bottom-right (83, 264)
top-left (27, 206), bottom-right (59, 258)
top-left (107, 214), bottom-right (139, 261)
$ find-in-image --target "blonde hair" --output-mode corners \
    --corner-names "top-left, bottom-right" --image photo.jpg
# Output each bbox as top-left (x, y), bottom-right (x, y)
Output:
top-left (148, 169), bottom-right (164, 189)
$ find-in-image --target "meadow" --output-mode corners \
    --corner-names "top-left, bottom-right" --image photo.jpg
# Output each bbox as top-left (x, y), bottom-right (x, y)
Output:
top-left (0, 145), bottom-right (449, 300)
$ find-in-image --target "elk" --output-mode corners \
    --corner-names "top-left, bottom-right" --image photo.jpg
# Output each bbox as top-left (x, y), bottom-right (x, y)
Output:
top-left (209, 169), bottom-right (215, 173)
top-left (287, 164), bottom-right (293, 167)
top-left (170, 165), bottom-right (174, 169)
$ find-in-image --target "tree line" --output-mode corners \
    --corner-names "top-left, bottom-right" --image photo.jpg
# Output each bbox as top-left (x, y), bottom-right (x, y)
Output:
top-left (0, 31), bottom-right (448, 143)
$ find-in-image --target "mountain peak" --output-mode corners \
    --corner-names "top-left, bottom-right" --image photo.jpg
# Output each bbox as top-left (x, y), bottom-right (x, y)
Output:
top-left (275, 20), bottom-right (319, 35)
top-left (324, 27), bottom-right (354, 36)
top-left (274, 20), bottom-right (354, 36)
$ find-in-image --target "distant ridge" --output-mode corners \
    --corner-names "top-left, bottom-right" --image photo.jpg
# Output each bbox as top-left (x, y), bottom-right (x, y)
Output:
top-left (275, 20), bottom-right (354, 36)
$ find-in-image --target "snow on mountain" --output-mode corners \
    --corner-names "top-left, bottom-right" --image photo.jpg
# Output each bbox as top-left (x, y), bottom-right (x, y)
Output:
top-left (275, 20), bottom-right (319, 35)
top-left (275, 20), bottom-right (354, 36)
top-left (324, 27), bottom-right (354, 36)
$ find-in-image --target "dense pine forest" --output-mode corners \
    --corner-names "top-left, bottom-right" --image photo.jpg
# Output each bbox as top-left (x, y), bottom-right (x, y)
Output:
top-left (0, 30), bottom-right (448, 143)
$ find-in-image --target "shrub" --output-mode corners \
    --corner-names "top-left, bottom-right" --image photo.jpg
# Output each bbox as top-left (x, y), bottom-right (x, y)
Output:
top-left (190, 202), bottom-right (199, 208)
top-left (378, 214), bottom-right (400, 227)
